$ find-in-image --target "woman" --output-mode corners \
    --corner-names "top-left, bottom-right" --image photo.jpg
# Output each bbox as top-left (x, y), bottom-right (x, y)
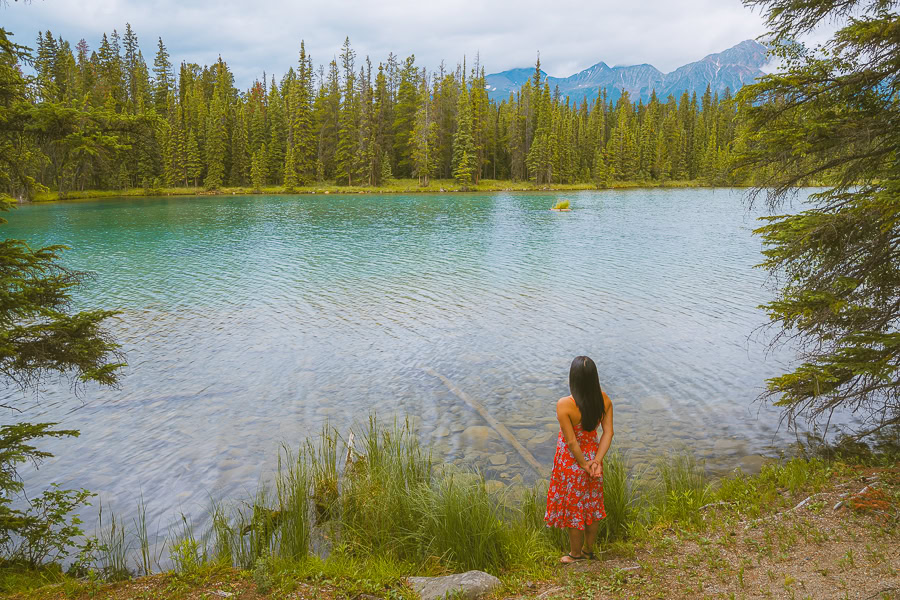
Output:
top-left (544, 355), bottom-right (614, 563)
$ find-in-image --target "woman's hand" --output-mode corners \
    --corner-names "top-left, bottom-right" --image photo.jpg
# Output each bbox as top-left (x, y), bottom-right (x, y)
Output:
top-left (585, 459), bottom-right (602, 478)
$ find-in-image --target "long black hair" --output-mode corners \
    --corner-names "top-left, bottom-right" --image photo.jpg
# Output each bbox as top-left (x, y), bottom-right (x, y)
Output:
top-left (569, 355), bottom-right (604, 432)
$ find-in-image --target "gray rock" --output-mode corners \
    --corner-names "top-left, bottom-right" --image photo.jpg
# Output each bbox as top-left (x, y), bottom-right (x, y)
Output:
top-left (408, 570), bottom-right (501, 600)
top-left (738, 454), bottom-right (768, 474)
top-left (527, 431), bottom-right (555, 447)
top-left (713, 438), bottom-right (745, 454)
top-left (433, 426), bottom-right (451, 438)
top-left (511, 428), bottom-right (535, 441)
top-left (485, 480), bottom-right (505, 494)
top-left (461, 425), bottom-right (500, 448)
top-left (489, 453), bottom-right (508, 466)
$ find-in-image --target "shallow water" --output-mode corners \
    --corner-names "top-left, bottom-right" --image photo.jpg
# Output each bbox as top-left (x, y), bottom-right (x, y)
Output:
top-left (2, 188), bottom-right (822, 534)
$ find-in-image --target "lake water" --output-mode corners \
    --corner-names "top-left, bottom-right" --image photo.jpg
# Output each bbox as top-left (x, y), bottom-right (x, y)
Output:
top-left (3, 189), bottom-right (817, 535)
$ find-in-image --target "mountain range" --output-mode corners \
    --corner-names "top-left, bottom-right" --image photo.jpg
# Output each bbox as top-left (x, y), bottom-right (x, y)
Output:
top-left (484, 40), bottom-right (769, 104)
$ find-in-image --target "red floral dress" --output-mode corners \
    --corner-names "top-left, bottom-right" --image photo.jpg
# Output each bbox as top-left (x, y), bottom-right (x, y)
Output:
top-left (544, 417), bottom-right (606, 530)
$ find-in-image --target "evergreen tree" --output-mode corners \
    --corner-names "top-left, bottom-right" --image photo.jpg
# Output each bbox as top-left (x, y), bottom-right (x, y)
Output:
top-left (204, 95), bottom-right (226, 189)
top-left (185, 128), bottom-right (201, 187)
top-left (152, 38), bottom-right (173, 114)
top-left (380, 151), bottom-right (393, 184)
top-left (410, 74), bottom-right (436, 185)
top-left (334, 38), bottom-right (358, 185)
top-left (392, 56), bottom-right (419, 177)
top-left (736, 0), bottom-right (900, 438)
top-left (283, 144), bottom-right (298, 189)
top-left (451, 76), bottom-right (476, 186)
top-left (251, 143), bottom-right (267, 191)
top-left (289, 42), bottom-right (316, 183)
top-left (230, 105), bottom-right (249, 186)
top-left (0, 32), bottom-right (124, 541)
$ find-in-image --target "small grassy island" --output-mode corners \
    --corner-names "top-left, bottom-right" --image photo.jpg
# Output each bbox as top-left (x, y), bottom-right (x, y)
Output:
top-left (550, 199), bottom-right (571, 211)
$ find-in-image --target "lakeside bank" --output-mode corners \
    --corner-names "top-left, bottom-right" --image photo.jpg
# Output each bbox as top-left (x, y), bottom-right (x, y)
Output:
top-left (29, 178), bottom-right (707, 203)
top-left (3, 420), bottom-right (898, 600)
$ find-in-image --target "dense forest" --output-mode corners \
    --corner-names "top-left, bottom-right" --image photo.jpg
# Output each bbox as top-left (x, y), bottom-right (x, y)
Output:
top-left (8, 26), bottom-right (754, 197)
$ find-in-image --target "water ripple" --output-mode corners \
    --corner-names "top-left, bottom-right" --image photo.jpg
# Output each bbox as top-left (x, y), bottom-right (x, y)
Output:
top-left (1, 188), bottom-right (838, 535)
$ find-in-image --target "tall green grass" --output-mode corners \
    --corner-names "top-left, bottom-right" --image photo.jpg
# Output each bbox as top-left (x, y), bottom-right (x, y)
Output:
top-left (60, 415), bottom-right (848, 584)
top-left (339, 416), bottom-right (433, 559)
top-left (415, 473), bottom-right (508, 571)
top-left (96, 502), bottom-right (130, 581)
top-left (596, 450), bottom-right (635, 540)
top-left (648, 451), bottom-right (713, 525)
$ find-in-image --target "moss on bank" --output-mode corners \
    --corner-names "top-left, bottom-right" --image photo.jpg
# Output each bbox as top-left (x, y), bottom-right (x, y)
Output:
top-left (30, 179), bottom-right (707, 203)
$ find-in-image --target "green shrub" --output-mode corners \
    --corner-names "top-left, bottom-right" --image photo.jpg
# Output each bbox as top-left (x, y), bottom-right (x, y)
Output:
top-left (0, 483), bottom-right (94, 568)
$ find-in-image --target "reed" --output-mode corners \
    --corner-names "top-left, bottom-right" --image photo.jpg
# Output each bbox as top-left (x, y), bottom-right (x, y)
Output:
top-left (596, 449), bottom-right (634, 541)
top-left (647, 450), bottom-right (713, 525)
top-left (168, 513), bottom-right (203, 576)
top-left (96, 501), bottom-right (130, 581)
top-left (415, 473), bottom-right (508, 571)
top-left (339, 416), bottom-right (432, 559)
top-left (131, 493), bottom-right (152, 576)
top-left (306, 425), bottom-right (339, 523)
top-left (58, 415), bottom-right (858, 587)
top-left (274, 444), bottom-right (311, 561)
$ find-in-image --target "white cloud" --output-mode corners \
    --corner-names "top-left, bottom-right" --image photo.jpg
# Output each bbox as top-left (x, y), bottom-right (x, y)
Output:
top-left (2, 0), bottom-right (789, 88)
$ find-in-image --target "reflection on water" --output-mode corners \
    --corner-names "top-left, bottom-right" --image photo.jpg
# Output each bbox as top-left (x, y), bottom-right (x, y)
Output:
top-left (1, 189), bottom-right (821, 534)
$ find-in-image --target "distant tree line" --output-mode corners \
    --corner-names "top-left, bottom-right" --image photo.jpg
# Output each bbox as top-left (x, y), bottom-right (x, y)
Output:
top-left (7, 27), bottom-right (759, 198)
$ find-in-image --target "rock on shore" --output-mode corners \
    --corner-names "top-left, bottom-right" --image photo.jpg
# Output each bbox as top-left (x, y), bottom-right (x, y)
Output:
top-left (408, 570), bottom-right (501, 600)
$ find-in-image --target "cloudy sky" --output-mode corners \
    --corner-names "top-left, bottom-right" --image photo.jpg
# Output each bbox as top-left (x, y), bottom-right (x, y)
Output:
top-left (4, 0), bottom-right (778, 87)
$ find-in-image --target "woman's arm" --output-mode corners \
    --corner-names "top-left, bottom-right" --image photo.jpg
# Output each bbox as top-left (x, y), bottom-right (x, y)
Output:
top-left (594, 390), bottom-right (614, 464)
top-left (557, 397), bottom-right (592, 473)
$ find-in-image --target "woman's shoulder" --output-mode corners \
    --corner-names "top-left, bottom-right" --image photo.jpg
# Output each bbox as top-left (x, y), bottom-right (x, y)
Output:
top-left (556, 395), bottom-right (576, 408)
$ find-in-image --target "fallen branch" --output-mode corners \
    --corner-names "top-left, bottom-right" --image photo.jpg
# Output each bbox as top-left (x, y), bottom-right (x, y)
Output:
top-left (745, 493), bottom-right (827, 529)
top-left (536, 586), bottom-right (564, 599)
top-left (423, 366), bottom-right (548, 476)
top-left (833, 483), bottom-right (880, 511)
top-left (699, 501), bottom-right (732, 511)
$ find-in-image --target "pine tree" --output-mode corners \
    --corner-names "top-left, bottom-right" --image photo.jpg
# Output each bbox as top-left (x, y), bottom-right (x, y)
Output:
top-left (392, 56), bottom-right (419, 177)
top-left (380, 150), bottom-right (392, 184)
top-left (266, 75), bottom-right (286, 185)
top-left (451, 76), bottom-right (476, 187)
top-left (204, 95), bottom-right (226, 189)
top-left (185, 128), bottom-right (201, 187)
top-left (737, 0), bottom-right (900, 437)
top-left (411, 74), bottom-right (436, 185)
top-left (357, 61), bottom-right (377, 185)
top-left (283, 144), bottom-right (298, 189)
top-left (152, 38), bottom-right (173, 114)
top-left (230, 105), bottom-right (249, 186)
top-left (334, 38), bottom-right (358, 185)
top-left (122, 23), bottom-right (141, 110)
top-left (251, 143), bottom-right (267, 191)
top-left (289, 42), bottom-right (316, 183)
top-left (591, 147), bottom-right (608, 189)
top-left (469, 63), bottom-right (490, 182)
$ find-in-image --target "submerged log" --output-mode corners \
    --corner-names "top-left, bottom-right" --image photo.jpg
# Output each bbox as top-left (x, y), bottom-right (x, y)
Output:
top-left (423, 367), bottom-right (548, 477)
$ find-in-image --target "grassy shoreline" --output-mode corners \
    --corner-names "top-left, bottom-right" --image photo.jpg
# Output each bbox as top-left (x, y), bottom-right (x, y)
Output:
top-left (2, 419), bottom-right (898, 599)
top-left (29, 179), bottom-right (711, 203)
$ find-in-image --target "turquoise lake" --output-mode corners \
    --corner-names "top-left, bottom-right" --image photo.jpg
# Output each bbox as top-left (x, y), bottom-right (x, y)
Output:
top-left (2, 188), bottom-right (822, 533)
